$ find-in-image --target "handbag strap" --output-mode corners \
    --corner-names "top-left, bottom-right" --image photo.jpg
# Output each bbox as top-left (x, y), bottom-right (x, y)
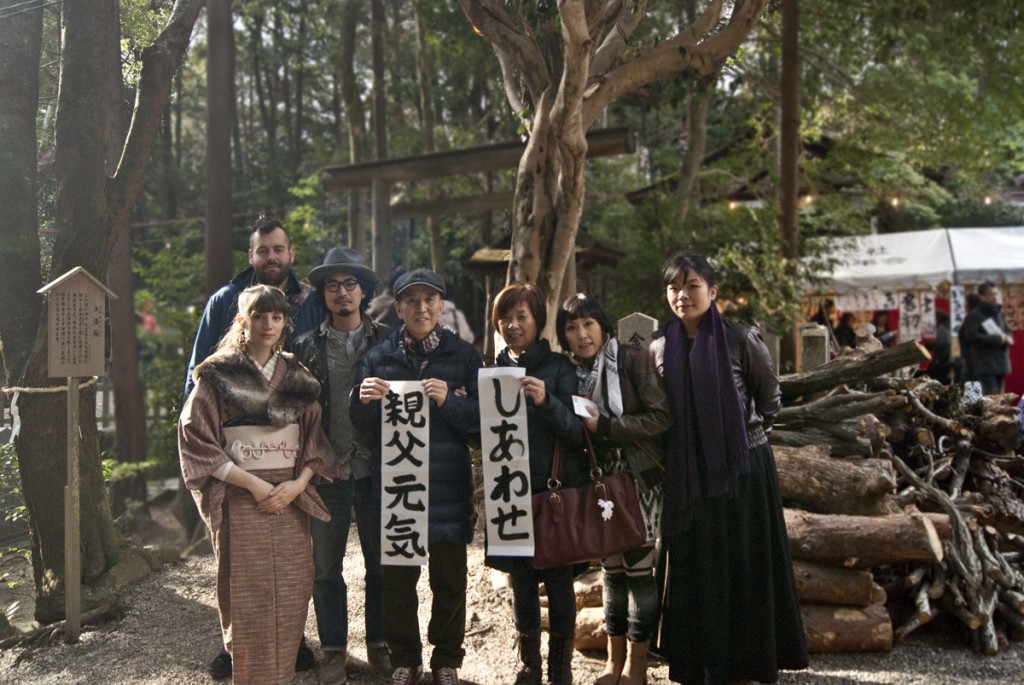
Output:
top-left (547, 429), bottom-right (606, 491)
top-left (547, 438), bottom-right (563, 489)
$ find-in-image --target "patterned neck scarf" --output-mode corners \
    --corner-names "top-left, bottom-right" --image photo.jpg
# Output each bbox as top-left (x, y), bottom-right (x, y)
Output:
top-left (574, 338), bottom-right (623, 417)
top-left (399, 323), bottom-right (443, 373)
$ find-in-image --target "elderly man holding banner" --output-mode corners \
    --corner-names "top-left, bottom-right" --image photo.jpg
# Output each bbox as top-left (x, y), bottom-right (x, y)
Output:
top-left (351, 269), bottom-right (481, 685)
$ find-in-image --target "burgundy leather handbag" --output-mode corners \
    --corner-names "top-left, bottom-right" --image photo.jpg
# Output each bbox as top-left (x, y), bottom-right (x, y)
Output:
top-left (531, 430), bottom-right (648, 569)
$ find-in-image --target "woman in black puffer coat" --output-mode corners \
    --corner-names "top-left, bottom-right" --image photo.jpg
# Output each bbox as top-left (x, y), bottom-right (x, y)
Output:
top-left (486, 283), bottom-right (586, 685)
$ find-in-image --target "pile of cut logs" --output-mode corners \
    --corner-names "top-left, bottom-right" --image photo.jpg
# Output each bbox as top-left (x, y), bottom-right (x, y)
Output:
top-left (773, 339), bottom-right (1023, 654)
top-left (567, 339), bottom-right (1022, 655)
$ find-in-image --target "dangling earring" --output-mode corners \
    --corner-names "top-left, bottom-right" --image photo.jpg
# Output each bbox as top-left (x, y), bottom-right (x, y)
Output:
top-left (239, 328), bottom-right (248, 348)
top-left (273, 338), bottom-right (284, 354)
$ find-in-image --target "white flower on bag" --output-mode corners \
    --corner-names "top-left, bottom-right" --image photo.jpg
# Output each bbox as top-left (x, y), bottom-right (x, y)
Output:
top-left (598, 499), bottom-right (615, 521)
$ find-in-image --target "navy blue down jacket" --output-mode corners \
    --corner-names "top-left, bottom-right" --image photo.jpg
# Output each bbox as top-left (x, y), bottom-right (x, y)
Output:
top-left (350, 326), bottom-right (482, 545)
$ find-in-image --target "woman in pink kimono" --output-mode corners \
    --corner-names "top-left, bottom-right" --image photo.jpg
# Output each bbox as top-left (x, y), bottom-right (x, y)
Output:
top-left (179, 285), bottom-right (334, 685)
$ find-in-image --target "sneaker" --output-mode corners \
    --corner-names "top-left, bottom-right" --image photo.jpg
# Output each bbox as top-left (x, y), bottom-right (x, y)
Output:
top-left (368, 644), bottom-right (395, 680)
top-left (431, 667), bottom-right (460, 685)
top-left (207, 648), bottom-right (232, 678)
top-left (318, 650), bottom-right (348, 685)
top-left (391, 665), bottom-right (423, 685)
top-left (297, 637), bottom-right (317, 672)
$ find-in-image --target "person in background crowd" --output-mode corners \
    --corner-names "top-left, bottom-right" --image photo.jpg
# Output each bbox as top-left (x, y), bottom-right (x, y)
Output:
top-left (439, 281), bottom-right (476, 345)
top-left (809, 298), bottom-right (835, 329)
top-left (487, 283), bottom-right (587, 685)
top-left (352, 269), bottom-right (482, 685)
top-left (367, 266), bottom-right (405, 330)
top-left (957, 293), bottom-right (981, 384)
top-left (833, 312), bottom-right (858, 350)
top-left (961, 280), bottom-right (1014, 395)
top-left (871, 310), bottom-right (897, 347)
top-left (183, 214), bottom-right (321, 678)
top-left (650, 252), bottom-right (808, 685)
top-left (294, 248), bottom-right (393, 685)
top-left (925, 311), bottom-right (953, 384)
top-left (179, 285), bottom-right (334, 685)
top-left (557, 293), bottom-right (671, 685)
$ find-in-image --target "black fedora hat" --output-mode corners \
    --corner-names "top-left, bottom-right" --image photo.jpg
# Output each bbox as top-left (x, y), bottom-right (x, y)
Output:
top-left (308, 247), bottom-right (380, 288)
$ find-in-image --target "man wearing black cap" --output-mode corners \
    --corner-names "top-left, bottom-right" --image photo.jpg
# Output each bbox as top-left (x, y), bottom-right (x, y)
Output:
top-left (352, 268), bottom-right (482, 685)
top-left (295, 248), bottom-right (394, 685)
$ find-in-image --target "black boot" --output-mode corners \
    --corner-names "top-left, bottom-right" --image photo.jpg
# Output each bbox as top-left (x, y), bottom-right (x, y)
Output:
top-left (546, 634), bottom-right (574, 685)
top-left (513, 631), bottom-right (542, 685)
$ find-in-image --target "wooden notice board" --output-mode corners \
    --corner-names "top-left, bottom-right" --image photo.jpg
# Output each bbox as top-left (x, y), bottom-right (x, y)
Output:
top-left (38, 267), bottom-right (116, 378)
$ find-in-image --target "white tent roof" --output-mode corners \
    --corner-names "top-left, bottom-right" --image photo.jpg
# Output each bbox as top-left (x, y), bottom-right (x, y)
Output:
top-left (948, 226), bottom-right (1024, 284)
top-left (816, 227), bottom-right (1024, 293)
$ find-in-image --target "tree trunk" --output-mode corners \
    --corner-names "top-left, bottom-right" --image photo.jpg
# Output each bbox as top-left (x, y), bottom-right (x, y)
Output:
top-left (773, 444), bottom-right (898, 516)
top-left (205, 0), bottom-right (234, 296)
top-left (458, 0), bottom-right (770, 340)
top-left (338, 0), bottom-right (368, 251)
top-left (801, 603), bottom-right (893, 653)
top-left (778, 0), bottom-right (801, 371)
top-left (251, 14), bottom-right (284, 206)
top-left (0, 0), bottom-right (43, 386)
top-left (784, 508), bottom-right (947, 567)
top-left (7, 0), bottom-right (203, 623)
top-left (676, 86), bottom-right (713, 227)
top-left (792, 560), bottom-right (886, 606)
top-left (109, 231), bottom-right (148, 516)
top-left (370, 0), bottom-right (390, 279)
top-left (780, 340), bottom-right (931, 403)
top-left (414, 2), bottom-right (445, 278)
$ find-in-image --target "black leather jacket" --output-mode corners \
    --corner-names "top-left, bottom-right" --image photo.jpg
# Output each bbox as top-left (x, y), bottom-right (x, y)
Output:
top-left (649, 319), bottom-right (780, 448)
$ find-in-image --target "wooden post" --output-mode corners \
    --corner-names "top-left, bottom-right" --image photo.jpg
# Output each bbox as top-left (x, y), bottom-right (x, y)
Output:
top-left (65, 377), bottom-right (81, 642)
top-left (37, 267), bottom-right (116, 644)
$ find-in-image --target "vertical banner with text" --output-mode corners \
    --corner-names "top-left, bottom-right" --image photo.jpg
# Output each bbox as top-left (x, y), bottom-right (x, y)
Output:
top-left (380, 381), bottom-right (430, 566)
top-left (479, 368), bottom-right (533, 557)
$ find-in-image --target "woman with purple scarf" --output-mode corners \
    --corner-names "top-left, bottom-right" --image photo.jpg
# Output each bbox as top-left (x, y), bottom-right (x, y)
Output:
top-left (649, 252), bottom-right (807, 685)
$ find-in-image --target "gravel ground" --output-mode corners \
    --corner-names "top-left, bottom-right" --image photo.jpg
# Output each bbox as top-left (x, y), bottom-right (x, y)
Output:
top-left (2, 517), bottom-right (1024, 685)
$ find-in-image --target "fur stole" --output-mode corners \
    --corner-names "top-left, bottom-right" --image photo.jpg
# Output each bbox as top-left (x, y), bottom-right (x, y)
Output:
top-left (194, 351), bottom-right (320, 426)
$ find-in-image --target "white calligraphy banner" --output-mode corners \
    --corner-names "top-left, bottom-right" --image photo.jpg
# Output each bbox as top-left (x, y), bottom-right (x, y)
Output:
top-left (380, 381), bottom-right (430, 566)
top-left (898, 290), bottom-right (922, 342)
top-left (478, 367), bottom-right (533, 557)
top-left (950, 286), bottom-right (966, 335)
top-left (834, 289), bottom-right (899, 313)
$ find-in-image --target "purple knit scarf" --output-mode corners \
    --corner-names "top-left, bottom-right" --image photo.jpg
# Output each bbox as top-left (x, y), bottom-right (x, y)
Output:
top-left (662, 304), bottom-right (750, 533)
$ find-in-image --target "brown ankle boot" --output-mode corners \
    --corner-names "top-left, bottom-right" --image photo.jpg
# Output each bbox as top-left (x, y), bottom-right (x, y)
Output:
top-left (594, 635), bottom-right (626, 685)
top-left (618, 640), bottom-right (648, 685)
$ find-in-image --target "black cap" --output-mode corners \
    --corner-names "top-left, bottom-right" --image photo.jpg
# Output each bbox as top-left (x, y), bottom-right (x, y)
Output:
top-left (308, 247), bottom-right (379, 288)
top-left (393, 268), bottom-right (446, 298)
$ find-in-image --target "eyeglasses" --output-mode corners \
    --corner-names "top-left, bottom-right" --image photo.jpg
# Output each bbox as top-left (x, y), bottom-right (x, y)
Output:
top-left (324, 278), bottom-right (360, 293)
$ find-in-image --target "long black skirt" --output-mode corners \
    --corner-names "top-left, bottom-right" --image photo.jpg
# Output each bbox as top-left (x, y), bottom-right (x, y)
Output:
top-left (654, 442), bottom-right (808, 684)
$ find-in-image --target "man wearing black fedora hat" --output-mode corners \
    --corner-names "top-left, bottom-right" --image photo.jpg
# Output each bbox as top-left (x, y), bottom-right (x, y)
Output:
top-left (295, 247), bottom-right (394, 685)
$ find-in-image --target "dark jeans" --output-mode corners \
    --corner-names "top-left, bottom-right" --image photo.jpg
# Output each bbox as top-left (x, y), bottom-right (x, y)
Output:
top-left (311, 477), bottom-right (384, 650)
top-left (382, 540), bottom-right (468, 670)
top-left (509, 564), bottom-right (577, 637)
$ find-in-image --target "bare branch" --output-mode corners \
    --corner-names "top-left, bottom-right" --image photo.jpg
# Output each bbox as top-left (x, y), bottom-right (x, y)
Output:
top-left (109, 0), bottom-right (203, 227)
top-left (458, 0), bottom-right (550, 104)
top-left (581, 0), bottom-right (768, 127)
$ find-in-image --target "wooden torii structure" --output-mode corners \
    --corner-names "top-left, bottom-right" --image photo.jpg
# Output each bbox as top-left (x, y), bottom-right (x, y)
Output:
top-left (319, 127), bottom-right (635, 282)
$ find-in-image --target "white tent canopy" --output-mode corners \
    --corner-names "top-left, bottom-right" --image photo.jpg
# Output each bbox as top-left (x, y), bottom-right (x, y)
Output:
top-left (815, 227), bottom-right (1024, 294)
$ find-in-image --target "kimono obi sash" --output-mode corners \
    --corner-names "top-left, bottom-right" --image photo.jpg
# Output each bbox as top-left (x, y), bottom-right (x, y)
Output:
top-left (223, 424), bottom-right (300, 472)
